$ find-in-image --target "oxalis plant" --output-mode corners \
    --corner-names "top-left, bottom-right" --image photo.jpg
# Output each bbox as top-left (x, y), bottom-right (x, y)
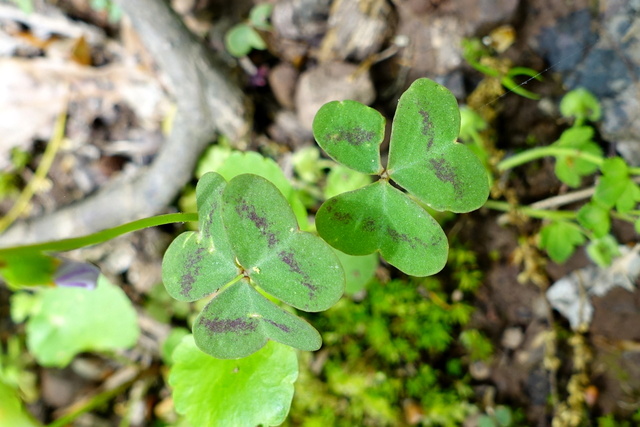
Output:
top-left (0, 78), bottom-right (490, 425)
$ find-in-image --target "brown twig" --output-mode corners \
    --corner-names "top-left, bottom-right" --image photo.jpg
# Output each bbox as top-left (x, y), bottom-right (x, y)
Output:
top-left (0, 0), bottom-right (249, 246)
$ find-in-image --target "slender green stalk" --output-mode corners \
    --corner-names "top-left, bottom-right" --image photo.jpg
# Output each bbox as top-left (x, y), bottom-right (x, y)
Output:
top-left (0, 110), bottom-right (66, 233)
top-left (483, 200), bottom-right (576, 221)
top-left (0, 212), bottom-right (198, 256)
top-left (497, 147), bottom-right (604, 171)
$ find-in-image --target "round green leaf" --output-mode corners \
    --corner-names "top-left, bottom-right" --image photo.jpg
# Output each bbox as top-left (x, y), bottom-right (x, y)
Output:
top-left (222, 174), bottom-right (344, 312)
top-left (313, 100), bottom-right (385, 175)
top-left (225, 24), bottom-right (266, 57)
top-left (249, 3), bottom-right (274, 30)
top-left (193, 280), bottom-right (322, 359)
top-left (316, 180), bottom-right (448, 276)
top-left (162, 172), bottom-right (239, 302)
top-left (387, 79), bottom-right (490, 212)
top-left (170, 335), bottom-right (297, 427)
top-left (25, 275), bottom-right (140, 367)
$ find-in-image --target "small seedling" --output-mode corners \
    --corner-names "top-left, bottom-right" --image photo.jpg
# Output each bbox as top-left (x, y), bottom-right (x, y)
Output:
top-left (224, 3), bottom-right (273, 57)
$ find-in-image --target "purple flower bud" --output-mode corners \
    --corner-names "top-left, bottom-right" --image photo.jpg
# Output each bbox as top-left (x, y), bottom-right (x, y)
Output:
top-left (53, 259), bottom-right (100, 290)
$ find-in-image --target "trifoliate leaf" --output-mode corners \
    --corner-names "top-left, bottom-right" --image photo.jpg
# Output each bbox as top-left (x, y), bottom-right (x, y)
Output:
top-left (163, 172), bottom-right (344, 359)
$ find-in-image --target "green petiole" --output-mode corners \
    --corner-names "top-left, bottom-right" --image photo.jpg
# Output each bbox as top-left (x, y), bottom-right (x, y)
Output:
top-left (0, 212), bottom-right (198, 255)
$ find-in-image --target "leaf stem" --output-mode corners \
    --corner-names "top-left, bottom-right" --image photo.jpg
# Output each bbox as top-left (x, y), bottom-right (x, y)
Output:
top-left (497, 147), bottom-right (604, 171)
top-left (0, 212), bottom-right (198, 255)
top-left (483, 200), bottom-right (576, 221)
top-left (0, 110), bottom-right (67, 233)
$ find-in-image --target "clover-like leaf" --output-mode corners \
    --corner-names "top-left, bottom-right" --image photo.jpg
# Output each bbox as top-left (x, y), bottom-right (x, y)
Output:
top-left (162, 172), bottom-right (238, 302)
top-left (313, 100), bottom-right (385, 175)
top-left (163, 172), bottom-right (344, 359)
top-left (312, 78), bottom-right (490, 276)
top-left (316, 181), bottom-right (447, 276)
top-left (193, 281), bottom-right (321, 359)
top-left (222, 174), bottom-right (344, 312)
top-left (387, 78), bottom-right (490, 212)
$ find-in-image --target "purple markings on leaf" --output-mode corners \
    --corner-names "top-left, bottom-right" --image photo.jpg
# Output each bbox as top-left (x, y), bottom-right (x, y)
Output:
top-left (279, 250), bottom-right (317, 296)
top-left (429, 157), bottom-right (461, 195)
top-left (327, 127), bottom-right (376, 146)
top-left (54, 260), bottom-right (100, 290)
top-left (264, 318), bottom-right (291, 333)
top-left (236, 200), bottom-right (278, 248)
top-left (201, 317), bottom-right (257, 333)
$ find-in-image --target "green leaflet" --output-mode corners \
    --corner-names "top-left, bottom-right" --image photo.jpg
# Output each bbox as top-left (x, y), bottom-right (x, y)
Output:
top-left (316, 181), bottom-right (448, 277)
top-left (387, 79), bottom-right (489, 213)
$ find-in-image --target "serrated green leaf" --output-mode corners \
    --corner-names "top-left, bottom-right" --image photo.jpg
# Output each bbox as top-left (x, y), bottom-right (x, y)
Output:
top-left (24, 275), bottom-right (139, 367)
top-left (193, 280), bottom-right (321, 358)
top-left (586, 235), bottom-right (620, 267)
top-left (577, 202), bottom-right (611, 238)
top-left (162, 172), bottom-right (239, 302)
top-left (313, 100), bottom-right (385, 175)
top-left (170, 336), bottom-right (297, 427)
top-left (539, 221), bottom-right (586, 263)
top-left (222, 174), bottom-right (344, 312)
top-left (387, 78), bottom-right (490, 212)
top-left (225, 24), bottom-right (266, 57)
top-left (316, 180), bottom-right (448, 276)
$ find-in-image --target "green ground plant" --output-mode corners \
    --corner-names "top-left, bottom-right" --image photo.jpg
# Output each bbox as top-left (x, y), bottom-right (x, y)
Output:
top-left (487, 87), bottom-right (640, 266)
top-left (0, 78), bottom-right (491, 425)
top-left (224, 3), bottom-right (273, 57)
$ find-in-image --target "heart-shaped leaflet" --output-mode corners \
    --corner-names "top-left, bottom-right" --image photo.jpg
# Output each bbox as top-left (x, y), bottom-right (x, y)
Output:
top-left (387, 78), bottom-right (490, 212)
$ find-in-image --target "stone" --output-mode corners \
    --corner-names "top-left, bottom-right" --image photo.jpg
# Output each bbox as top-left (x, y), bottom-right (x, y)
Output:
top-left (294, 62), bottom-right (375, 131)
